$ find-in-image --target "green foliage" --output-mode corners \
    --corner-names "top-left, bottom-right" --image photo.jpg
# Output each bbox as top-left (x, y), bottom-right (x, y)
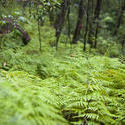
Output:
top-left (0, 5), bottom-right (125, 124)
top-left (0, 70), bottom-right (68, 125)
top-left (0, 40), bottom-right (125, 125)
top-left (97, 37), bottom-right (122, 57)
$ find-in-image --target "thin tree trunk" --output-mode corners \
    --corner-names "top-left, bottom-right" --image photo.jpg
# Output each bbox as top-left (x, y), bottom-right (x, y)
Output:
top-left (94, 23), bottom-right (99, 48)
top-left (121, 40), bottom-right (125, 54)
top-left (67, 0), bottom-right (71, 42)
top-left (38, 18), bottom-right (41, 51)
top-left (88, 0), bottom-right (102, 48)
top-left (72, 0), bottom-right (84, 44)
top-left (65, 0), bottom-right (71, 47)
top-left (93, 0), bottom-right (102, 20)
top-left (93, 0), bottom-right (102, 48)
top-left (87, 0), bottom-right (94, 48)
top-left (113, 0), bottom-right (125, 35)
top-left (37, 7), bottom-right (42, 51)
top-left (54, 0), bottom-right (69, 50)
top-left (83, 0), bottom-right (90, 51)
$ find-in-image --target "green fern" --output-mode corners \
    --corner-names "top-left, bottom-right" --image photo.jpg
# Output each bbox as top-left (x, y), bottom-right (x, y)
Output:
top-left (0, 70), bottom-right (68, 125)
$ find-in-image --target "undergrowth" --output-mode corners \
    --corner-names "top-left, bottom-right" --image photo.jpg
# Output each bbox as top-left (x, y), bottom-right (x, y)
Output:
top-left (0, 23), bottom-right (125, 125)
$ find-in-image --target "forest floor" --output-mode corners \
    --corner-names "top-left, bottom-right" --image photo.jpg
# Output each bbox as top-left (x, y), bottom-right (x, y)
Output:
top-left (0, 24), bottom-right (125, 125)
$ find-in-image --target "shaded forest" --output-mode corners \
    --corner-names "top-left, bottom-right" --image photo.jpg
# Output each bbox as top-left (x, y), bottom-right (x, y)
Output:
top-left (0, 0), bottom-right (125, 125)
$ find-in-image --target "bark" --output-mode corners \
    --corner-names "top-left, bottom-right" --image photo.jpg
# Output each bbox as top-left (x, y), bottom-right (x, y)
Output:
top-left (83, 0), bottom-right (90, 51)
top-left (54, 0), bottom-right (69, 50)
top-left (93, 0), bottom-right (102, 48)
top-left (67, 0), bottom-right (71, 40)
top-left (121, 40), bottom-right (125, 54)
top-left (113, 0), bottom-right (125, 36)
top-left (37, 7), bottom-right (42, 51)
top-left (15, 24), bottom-right (31, 45)
top-left (94, 23), bottom-right (99, 48)
top-left (87, 0), bottom-right (95, 48)
top-left (72, 0), bottom-right (84, 44)
top-left (0, 17), bottom-right (30, 45)
top-left (93, 0), bottom-right (102, 20)
top-left (88, 0), bottom-right (102, 48)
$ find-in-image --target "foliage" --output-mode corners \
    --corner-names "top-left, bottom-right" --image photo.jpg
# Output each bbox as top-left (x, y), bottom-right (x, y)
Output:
top-left (0, 1), bottom-right (125, 124)
top-left (0, 70), bottom-right (68, 125)
top-left (0, 37), bottom-right (125, 124)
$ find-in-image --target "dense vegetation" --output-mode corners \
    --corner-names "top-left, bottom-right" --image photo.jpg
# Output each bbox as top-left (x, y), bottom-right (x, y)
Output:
top-left (0, 0), bottom-right (125, 125)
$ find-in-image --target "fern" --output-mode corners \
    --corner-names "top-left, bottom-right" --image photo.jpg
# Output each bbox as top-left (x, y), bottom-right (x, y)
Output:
top-left (0, 70), bottom-right (68, 125)
top-left (0, 23), bottom-right (125, 125)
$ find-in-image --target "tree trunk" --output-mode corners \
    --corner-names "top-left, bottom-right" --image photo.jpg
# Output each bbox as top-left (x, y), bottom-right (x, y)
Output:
top-left (93, 0), bottom-right (102, 48)
top-left (14, 24), bottom-right (31, 45)
top-left (86, 0), bottom-right (95, 48)
top-left (88, 0), bottom-right (102, 48)
top-left (121, 40), bottom-right (125, 55)
top-left (0, 17), bottom-right (30, 45)
top-left (72, 0), bottom-right (84, 44)
top-left (37, 7), bottom-right (42, 51)
top-left (54, 0), bottom-right (69, 50)
top-left (83, 0), bottom-right (90, 51)
top-left (113, 0), bottom-right (125, 36)
top-left (67, 0), bottom-right (71, 41)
